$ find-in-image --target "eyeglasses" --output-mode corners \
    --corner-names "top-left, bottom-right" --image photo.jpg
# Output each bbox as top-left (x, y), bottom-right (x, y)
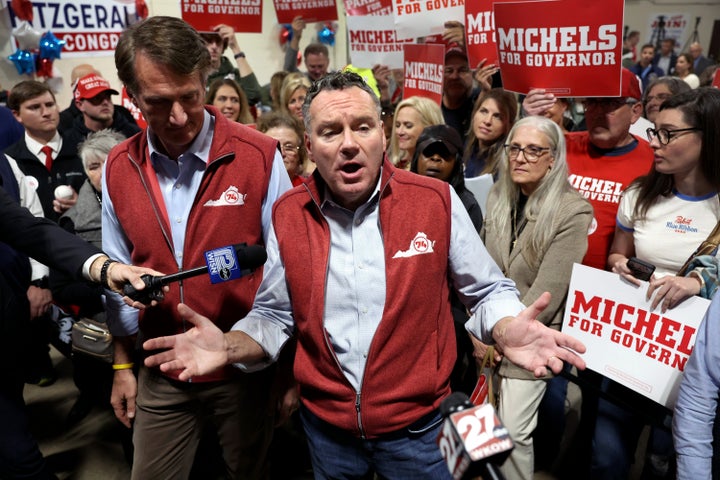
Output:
top-left (646, 127), bottom-right (701, 145)
top-left (581, 98), bottom-right (637, 111)
top-left (644, 93), bottom-right (672, 105)
top-left (281, 143), bottom-right (300, 155)
top-left (504, 144), bottom-right (552, 162)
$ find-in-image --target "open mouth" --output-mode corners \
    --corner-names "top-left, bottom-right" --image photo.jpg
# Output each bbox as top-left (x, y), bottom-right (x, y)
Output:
top-left (341, 163), bottom-right (362, 174)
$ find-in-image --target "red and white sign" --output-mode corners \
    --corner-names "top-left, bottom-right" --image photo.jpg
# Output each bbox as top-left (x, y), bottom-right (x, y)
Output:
top-left (5, 0), bottom-right (136, 57)
top-left (120, 88), bottom-right (146, 130)
top-left (712, 68), bottom-right (720, 89)
top-left (182, 0), bottom-right (262, 33)
top-left (493, 0), bottom-right (624, 97)
top-left (393, 0), bottom-right (464, 40)
top-left (343, 0), bottom-right (392, 16)
top-left (644, 13), bottom-right (691, 53)
top-left (347, 15), bottom-right (413, 69)
top-left (402, 44), bottom-right (445, 104)
top-left (273, 0), bottom-right (338, 24)
top-left (465, 1), bottom-right (497, 68)
top-left (562, 264), bottom-right (709, 409)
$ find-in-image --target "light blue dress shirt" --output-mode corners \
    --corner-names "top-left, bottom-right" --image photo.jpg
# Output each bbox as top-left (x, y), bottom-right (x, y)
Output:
top-left (235, 172), bottom-right (524, 392)
top-left (674, 292), bottom-right (720, 479)
top-left (102, 110), bottom-right (291, 336)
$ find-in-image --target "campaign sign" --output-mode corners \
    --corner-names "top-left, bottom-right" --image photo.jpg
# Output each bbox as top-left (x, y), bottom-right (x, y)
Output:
top-left (120, 88), bottom-right (147, 130)
top-left (182, 0), bottom-right (262, 33)
top-left (712, 68), bottom-right (720, 89)
top-left (562, 264), bottom-right (709, 409)
top-left (348, 15), bottom-right (413, 69)
top-left (394, 0), bottom-right (464, 40)
top-left (403, 44), bottom-right (445, 105)
top-left (205, 246), bottom-right (241, 284)
top-left (493, 0), bottom-right (624, 97)
top-left (343, 0), bottom-right (392, 16)
top-left (5, 0), bottom-right (136, 57)
top-left (273, 0), bottom-right (338, 24)
top-left (463, 0), bottom-right (515, 68)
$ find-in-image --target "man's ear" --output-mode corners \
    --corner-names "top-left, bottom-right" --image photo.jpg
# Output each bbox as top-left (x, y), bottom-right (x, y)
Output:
top-left (630, 101), bottom-right (643, 123)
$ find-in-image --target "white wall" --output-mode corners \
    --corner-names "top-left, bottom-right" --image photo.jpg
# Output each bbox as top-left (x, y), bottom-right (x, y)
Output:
top-left (2, 0), bottom-right (718, 109)
top-left (0, 0), bottom-right (349, 108)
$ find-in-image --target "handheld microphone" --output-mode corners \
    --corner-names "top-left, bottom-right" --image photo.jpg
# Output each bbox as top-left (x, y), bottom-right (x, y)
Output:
top-left (122, 243), bottom-right (267, 304)
top-left (437, 392), bottom-right (514, 480)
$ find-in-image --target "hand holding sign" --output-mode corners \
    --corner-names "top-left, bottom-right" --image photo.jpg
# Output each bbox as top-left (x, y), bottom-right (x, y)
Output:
top-left (473, 58), bottom-right (499, 92)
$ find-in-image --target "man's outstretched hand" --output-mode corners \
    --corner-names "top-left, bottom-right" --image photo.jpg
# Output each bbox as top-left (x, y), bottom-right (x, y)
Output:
top-left (493, 292), bottom-right (586, 377)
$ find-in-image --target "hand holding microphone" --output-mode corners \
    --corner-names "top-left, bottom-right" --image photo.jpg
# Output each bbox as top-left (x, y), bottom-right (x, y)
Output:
top-left (122, 243), bottom-right (267, 304)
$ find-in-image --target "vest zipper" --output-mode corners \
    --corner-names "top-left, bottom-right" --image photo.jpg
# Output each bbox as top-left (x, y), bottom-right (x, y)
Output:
top-left (355, 392), bottom-right (366, 439)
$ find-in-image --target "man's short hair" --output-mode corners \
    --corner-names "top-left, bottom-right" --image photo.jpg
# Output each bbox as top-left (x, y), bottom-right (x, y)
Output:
top-left (115, 16), bottom-right (211, 97)
top-left (661, 38), bottom-right (675, 46)
top-left (303, 43), bottom-right (329, 59)
top-left (302, 71), bottom-right (380, 132)
top-left (640, 43), bottom-right (655, 51)
top-left (7, 80), bottom-right (55, 112)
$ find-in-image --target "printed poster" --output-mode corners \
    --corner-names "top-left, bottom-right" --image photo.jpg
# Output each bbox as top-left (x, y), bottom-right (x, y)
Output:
top-left (562, 264), bottom-right (709, 409)
top-left (645, 13), bottom-right (691, 53)
top-left (182, 0), bottom-right (263, 33)
top-left (347, 15), bottom-right (413, 69)
top-left (493, 0), bottom-right (624, 97)
top-left (5, 0), bottom-right (137, 57)
top-left (273, 0), bottom-right (338, 24)
top-left (342, 0), bottom-right (392, 16)
top-left (394, 0), bottom-right (463, 40)
top-left (402, 43), bottom-right (444, 105)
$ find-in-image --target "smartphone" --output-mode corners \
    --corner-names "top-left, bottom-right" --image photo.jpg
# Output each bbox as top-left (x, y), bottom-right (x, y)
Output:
top-left (627, 257), bottom-right (656, 281)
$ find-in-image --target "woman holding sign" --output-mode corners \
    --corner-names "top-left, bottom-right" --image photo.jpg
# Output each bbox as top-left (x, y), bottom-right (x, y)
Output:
top-left (481, 116), bottom-right (592, 480)
top-left (604, 87), bottom-right (720, 479)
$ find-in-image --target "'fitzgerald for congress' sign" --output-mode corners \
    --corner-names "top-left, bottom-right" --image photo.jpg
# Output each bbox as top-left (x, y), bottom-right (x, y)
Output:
top-left (562, 264), bottom-right (709, 409)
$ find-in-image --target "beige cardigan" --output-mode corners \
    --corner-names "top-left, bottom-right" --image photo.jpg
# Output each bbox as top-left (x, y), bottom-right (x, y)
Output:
top-left (482, 187), bottom-right (593, 379)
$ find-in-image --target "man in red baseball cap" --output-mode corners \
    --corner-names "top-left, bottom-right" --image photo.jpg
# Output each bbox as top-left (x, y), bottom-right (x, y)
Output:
top-left (64, 73), bottom-right (140, 149)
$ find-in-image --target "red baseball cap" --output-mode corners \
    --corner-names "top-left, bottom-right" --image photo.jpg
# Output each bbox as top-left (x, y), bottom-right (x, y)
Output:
top-left (74, 74), bottom-right (119, 101)
top-left (620, 68), bottom-right (642, 101)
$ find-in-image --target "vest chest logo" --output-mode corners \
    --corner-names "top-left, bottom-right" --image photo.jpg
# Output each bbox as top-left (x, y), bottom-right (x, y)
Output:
top-left (392, 232), bottom-right (436, 258)
top-left (203, 185), bottom-right (246, 207)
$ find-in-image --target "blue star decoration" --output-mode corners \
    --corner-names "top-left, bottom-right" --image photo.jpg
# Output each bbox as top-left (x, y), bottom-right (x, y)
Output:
top-left (9, 49), bottom-right (36, 75)
top-left (39, 31), bottom-right (65, 60)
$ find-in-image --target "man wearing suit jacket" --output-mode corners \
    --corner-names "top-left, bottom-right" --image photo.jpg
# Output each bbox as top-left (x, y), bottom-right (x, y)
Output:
top-left (689, 42), bottom-right (715, 77)
top-left (0, 182), bottom-right (159, 479)
top-left (652, 38), bottom-right (679, 76)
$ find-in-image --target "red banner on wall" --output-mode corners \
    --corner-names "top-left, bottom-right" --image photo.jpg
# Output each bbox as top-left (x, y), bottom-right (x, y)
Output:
top-left (402, 44), bottom-right (445, 105)
top-left (273, 0), bottom-right (338, 24)
top-left (493, 0), bottom-right (624, 97)
top-left (181, 0), bottom-right (263, 33)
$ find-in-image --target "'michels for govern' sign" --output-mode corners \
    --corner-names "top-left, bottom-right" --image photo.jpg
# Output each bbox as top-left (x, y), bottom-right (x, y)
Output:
top-left (562, 264), bottom-right (709, 409)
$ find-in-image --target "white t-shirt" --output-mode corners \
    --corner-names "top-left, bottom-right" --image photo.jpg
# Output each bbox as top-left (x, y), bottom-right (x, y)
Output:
top-left (617, 186), bottom-right (720, 277)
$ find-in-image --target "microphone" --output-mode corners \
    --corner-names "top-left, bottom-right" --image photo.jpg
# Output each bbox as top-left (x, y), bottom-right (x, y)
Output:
top-left (122, 243), bottom-right (267, 303)
top-left (437, 392), bottom-right (514, 480)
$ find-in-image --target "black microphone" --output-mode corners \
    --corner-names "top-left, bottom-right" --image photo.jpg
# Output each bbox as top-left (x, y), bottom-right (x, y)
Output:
top-left (437, 392), bottom-right (513, 480)
top-left (122, 243), bottom-right (267, 304)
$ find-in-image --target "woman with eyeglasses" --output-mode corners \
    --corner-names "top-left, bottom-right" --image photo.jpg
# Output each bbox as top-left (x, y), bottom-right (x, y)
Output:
top-left (257, 112), bottom-right (309, 186)
top-left (642, 76), bottom-right (690, 124)
top-left (605, 88), bottom-right (720, 479)
top-left (481, 116), bottom-right (592, 480)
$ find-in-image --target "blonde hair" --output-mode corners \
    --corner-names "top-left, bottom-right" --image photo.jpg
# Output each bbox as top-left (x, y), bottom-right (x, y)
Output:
top-left (279, 72), bottom-right (311, 116)
top-left (388, 96), bottom-right (444, 168)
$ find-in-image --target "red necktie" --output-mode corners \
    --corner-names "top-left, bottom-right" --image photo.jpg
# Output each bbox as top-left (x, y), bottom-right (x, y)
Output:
top-left (41, 145), bottom-right (53, 171)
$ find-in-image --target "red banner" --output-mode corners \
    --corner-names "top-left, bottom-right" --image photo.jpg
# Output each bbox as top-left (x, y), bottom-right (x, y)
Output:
top-left (493, 0), bottom-right (624, 97)
top-left (181, 0), bottom-right (263, 33)
top-left (402, 44), bottom-right (445, 105)
top-left (393, 0), bottom-right (464, 40)
top-left (713, 69), bottom-right (720, 89)
top-left (343, 0), bottom-right (392, 16)
top-left (273, 0), bottom-right (338, 24)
